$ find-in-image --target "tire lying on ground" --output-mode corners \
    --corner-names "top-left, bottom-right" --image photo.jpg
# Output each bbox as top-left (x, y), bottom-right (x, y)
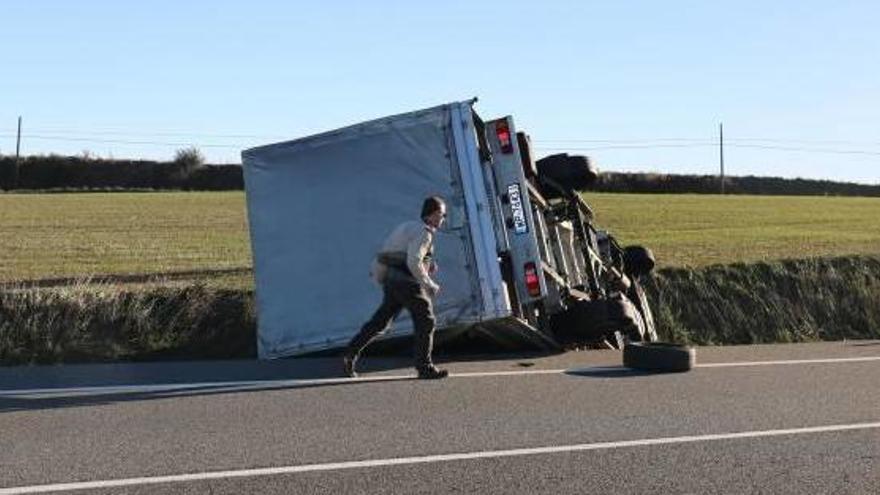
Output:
top-left (623, 342), bottom-right (695, 372)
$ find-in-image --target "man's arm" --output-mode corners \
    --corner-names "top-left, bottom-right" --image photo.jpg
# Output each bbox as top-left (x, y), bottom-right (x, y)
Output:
top-left (407, 229), bottom-right (439, 295)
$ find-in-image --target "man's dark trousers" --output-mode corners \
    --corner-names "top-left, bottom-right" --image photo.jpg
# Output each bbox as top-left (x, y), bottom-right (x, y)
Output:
top-left (347, 269), bottom-right (436, 370)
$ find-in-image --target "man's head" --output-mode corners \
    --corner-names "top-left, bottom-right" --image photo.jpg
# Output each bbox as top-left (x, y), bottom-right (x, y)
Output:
top-left (421, 196), bottom-right (446, 229)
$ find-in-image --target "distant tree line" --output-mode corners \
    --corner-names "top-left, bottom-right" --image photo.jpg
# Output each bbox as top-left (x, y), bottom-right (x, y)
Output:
top-left (1, 153), bottom-right (877, 197)
top-left (0, 150), bottom-right (242, 191)
top-left (595, 172), bottom-right (880, 197)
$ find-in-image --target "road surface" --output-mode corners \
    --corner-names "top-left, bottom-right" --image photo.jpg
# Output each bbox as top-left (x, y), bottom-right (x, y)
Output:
top-left (1, 341), bottom-right (878, 494)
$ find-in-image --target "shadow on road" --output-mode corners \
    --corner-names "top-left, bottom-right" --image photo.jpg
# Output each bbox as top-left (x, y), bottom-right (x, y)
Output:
top-left (0, 373), bottom-right (422, 413)
top-left (564, 367), bottom-right (658, 378)
top-left (0, 351), bottom-right (555, 413)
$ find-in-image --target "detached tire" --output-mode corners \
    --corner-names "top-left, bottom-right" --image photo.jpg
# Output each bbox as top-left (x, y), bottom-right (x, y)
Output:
top-left (623, 342), bottom-right (695, 372)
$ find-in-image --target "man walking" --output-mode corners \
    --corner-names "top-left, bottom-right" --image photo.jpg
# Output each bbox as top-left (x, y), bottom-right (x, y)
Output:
top-left (344, 196), bottom-right (448, 379)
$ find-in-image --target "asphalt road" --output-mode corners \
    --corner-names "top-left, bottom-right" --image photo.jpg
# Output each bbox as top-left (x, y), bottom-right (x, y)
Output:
top-left (1, 341), bottom-right (879, 494)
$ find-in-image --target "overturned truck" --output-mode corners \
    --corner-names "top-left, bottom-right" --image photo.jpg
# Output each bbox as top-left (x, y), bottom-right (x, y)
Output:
top-left (242, 99), bottom-right (658, 359)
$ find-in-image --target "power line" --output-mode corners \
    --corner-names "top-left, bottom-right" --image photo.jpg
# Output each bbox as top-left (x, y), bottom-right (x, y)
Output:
top-left (0, 124), bottom-right (288, 140)
top-left (726, 137), bottom-right (880, 147)
top-left (0, 132), bottom-right (714, 144)
top-left (18, 128), bottom-right (288, 140)
top-left (533, 137), bottom-right (880, 147)
top-left (3, 133), bottom-right (714, 152)
top-left (4, 125), bottom-right (880, 148)
top-left (533, 138), bottom-right (715, 144)
top-left (4, 126), bottom-right (880, 147)
top-left (4, 129), bottom-right (880, 157)
top-left (535, 142), bottom-right (880, 156)
top-left (727, 143), bottom-right (880, 156)
top-left (534, 143), bottom-right (716, 151)
top-left (0, 133), bottom-right (245, 149)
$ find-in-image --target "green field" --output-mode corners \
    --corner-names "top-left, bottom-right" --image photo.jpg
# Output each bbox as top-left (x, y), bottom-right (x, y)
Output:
top-left (0, 192), bottom-right (252, 287)
top-left (586, 193), bottom-right (880, 267)
top-left (2, 192), bottom-right (879, 288)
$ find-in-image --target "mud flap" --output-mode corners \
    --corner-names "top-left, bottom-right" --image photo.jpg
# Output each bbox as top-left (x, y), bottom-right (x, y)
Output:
top-left (469, 316), bottom-right (561, 352)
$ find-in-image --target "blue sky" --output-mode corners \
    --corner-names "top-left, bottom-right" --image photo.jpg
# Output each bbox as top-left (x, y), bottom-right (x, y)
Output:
top-left (1, 1), bottom-right (878, 183)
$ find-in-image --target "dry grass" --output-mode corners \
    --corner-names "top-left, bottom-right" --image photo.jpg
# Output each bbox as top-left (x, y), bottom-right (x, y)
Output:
top-left (0, 281), bottom-right (256, 365)
top-left (646, 255), bottom-right (880, 345)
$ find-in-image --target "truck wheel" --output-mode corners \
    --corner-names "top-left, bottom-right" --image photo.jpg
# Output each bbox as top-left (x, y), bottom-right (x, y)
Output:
top-left (535, 153), bottom-right (599, 191)
top-left (623, 342), bottom-right (695, 372)
top-left (627, 279), bottom-right (658, 342)
top-left (623, 246), bottom-right (655, 277)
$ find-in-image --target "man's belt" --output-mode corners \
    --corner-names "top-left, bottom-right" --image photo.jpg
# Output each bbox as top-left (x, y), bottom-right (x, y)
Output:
top-left (377, 251), bottom-right (408, 268)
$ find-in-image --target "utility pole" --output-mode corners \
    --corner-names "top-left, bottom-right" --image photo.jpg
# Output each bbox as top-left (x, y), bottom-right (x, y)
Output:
top-left (719, 122), bottom-right (725, 195)
top-left (13, 116), bottom-right (22, 189)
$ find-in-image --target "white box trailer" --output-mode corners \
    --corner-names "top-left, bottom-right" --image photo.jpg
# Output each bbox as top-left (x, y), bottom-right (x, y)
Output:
top-left (242, 100), bottom-right (657, 359)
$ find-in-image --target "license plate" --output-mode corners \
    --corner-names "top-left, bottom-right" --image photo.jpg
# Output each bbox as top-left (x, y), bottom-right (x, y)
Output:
top-left (507, 183), bottom-right (529, 235)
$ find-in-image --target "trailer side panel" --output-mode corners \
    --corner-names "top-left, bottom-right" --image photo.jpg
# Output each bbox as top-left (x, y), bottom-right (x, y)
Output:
top-left (242, 103), bottom-right (496, 358)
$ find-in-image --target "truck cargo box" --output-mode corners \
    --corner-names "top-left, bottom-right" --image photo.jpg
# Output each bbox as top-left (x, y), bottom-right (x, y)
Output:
top-left (242, 101), bottom-right (514, 359)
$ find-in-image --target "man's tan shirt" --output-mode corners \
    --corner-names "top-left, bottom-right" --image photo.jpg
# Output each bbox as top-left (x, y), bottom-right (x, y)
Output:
top-left (370, 220), bottom-right (439, 294)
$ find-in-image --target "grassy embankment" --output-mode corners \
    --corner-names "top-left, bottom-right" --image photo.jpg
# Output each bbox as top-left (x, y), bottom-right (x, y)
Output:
top-left (1, 192), bottom-right (879, 364)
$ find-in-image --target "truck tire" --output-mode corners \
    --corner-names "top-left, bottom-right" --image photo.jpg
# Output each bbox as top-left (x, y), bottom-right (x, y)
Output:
top-left (623, 342), bottom-right (695, 372)
top-left (535, 153), bottom-right (599, 191)
top-left (552, 295), bottom-right (649, 346)
top-left (627, 279), bottom-right (658, 342)
top-left (623, 245), bottom-right (655, 277)
top-left (550, 299), bottom-right (609, 342)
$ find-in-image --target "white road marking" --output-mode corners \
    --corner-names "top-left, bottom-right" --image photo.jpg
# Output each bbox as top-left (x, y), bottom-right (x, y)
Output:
top-left (1, 421), bottom-right (878, 494)
top-left (696, 356), bottom-right (880, 368)
top-left (1, 356), bottom-right (878, 399)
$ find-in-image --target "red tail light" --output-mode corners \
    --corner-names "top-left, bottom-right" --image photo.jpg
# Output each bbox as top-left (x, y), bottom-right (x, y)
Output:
top-left (524, 262), bottom-right (541, 297)
top-left (496, 120), bottom-right (513, 154)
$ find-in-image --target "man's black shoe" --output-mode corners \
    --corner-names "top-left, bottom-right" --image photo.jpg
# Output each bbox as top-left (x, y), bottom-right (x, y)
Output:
top-left (417, 367), bottom-right (449, 380)
top-left (343, 353), bottom-right (358, 378)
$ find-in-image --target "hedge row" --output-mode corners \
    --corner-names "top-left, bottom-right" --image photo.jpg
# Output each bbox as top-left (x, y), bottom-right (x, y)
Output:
top-left (596, 172), bottom-right (880, 197)
top-left (1, 155), bottom-right (877, 196)
top-left (0, 155), bottom-right (243, 191)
